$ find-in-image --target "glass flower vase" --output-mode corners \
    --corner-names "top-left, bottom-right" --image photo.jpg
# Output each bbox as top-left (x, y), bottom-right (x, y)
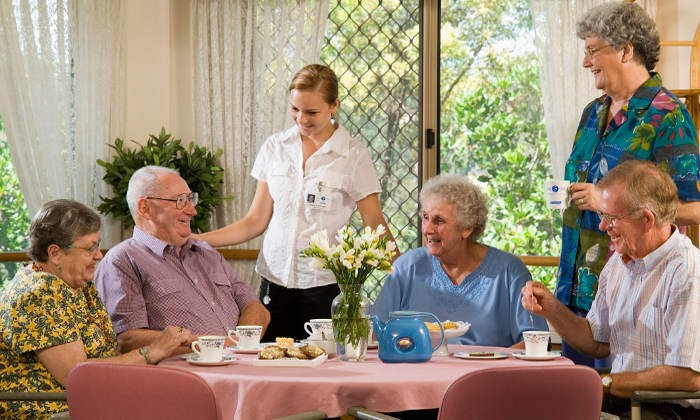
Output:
top-left (331, 283), bottom-right (370, 362)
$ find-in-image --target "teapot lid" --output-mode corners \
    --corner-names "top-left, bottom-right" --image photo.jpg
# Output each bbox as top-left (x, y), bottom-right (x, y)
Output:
top-left (389, 310), bottom-right (430, 318)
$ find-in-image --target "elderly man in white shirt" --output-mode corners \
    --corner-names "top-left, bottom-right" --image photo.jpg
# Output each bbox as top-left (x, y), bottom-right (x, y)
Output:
top-left (523, 160), bottom-right (700, 419)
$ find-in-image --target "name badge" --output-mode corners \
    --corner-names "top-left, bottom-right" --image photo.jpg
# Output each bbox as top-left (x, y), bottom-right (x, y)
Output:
top-left (305, 190), bottom-right (330, 209)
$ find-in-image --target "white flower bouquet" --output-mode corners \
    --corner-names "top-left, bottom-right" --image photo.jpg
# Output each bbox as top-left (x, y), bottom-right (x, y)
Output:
top-left (302, 224), bottom-right (396, 285)
top-left (301, 224), bottom-right (396, 349)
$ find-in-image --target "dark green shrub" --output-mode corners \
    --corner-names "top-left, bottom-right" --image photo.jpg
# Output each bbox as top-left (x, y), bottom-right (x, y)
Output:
top-left (97, 128), bottom-right (224, 233)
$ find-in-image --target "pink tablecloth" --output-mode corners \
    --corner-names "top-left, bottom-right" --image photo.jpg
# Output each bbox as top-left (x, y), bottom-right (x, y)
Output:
top-left (159, 345), bottom-right (572, 419)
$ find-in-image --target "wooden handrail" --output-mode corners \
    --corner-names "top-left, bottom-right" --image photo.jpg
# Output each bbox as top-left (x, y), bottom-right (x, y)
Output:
top-left (1, 249), bottom-right (559, 267)
top-left (518, 255), bottom-right (559, 267)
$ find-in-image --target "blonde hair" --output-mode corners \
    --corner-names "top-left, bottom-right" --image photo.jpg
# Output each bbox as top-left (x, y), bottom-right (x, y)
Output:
top-left (288, 64), bottom-right (339, 105)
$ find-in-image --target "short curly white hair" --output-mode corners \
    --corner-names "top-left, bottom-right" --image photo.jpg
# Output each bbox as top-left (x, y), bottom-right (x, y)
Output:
top-left (419, 174), bottom-right (488, 241)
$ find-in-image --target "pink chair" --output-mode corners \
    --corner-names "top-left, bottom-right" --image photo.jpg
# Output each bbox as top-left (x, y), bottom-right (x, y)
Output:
top-left (438, 365), bottom-right (602, 420)
top-left (66, 362), bottom-right (219, 420)
top-left (348, 365), bottom-right (602, 420)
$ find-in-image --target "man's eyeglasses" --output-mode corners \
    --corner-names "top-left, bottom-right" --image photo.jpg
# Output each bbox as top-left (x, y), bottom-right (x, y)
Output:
top-left (584, 44), bottom-right (613, 59)
top-left (596, 209), bottom-right (638, 227)
top-left (66, 240), bottom-right (101, 253)
top-left (146, 192), bottom-right (199, 209)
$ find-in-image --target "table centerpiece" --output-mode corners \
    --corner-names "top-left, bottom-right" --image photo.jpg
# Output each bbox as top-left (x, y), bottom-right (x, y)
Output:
top-left (301, 224), bottom-right (396, 361)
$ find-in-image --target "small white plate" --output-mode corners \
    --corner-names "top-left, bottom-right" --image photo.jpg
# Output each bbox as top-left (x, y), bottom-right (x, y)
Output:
top-left (453, 351), bottom-right (509, 360)
top-left (512, 351), bottom-right (561, 361)
top-left (186, 354), bottom-right (237, 366)
top-left (230, 345), bottom-right (264, 354)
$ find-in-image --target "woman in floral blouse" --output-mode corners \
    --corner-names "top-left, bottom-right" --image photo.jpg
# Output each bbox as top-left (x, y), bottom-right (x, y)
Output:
top-left (555, 1), bottom-right (700, 368)
top-left (0, 199), bottom-right (193, 418)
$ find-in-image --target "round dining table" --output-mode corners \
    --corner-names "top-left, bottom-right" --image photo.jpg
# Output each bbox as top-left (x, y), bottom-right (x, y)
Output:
top-left (159, 344), bottom-right (573, 419)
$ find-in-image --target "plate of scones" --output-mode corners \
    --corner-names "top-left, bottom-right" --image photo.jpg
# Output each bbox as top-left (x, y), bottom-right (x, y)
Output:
top-left (252, 337), bottom-right (328, 367)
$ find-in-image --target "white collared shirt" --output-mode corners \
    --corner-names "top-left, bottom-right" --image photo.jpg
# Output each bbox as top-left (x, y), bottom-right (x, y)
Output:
top-left (588, 228), bottom-right (700, 407)
top-left (251, 124), bottom-right (381, 289)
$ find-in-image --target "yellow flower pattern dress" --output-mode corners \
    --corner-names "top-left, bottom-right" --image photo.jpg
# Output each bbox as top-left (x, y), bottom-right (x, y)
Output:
top-left (0, 266), bottom-right (117, 419)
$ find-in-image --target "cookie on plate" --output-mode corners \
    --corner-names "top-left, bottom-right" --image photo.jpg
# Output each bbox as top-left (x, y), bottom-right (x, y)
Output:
top-left (300, 344), bottom-right (325, 359)
top-left (259, 345), bottom-right (286, 360)
top-left (275, 337), bottom-right (294, 348)
top-left (284, 346), bottom-right (309, 360)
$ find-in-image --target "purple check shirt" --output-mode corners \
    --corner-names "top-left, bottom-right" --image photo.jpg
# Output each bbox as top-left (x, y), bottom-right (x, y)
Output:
top-left (94, 227), bottom-right (259, 335)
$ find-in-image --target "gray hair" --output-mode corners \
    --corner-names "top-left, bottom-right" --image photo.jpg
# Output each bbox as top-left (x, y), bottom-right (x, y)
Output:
top-left (28, 199), bottom-right (102, 262)
top-left (576, 1), bottom-right (659, 71)
top-left (126, 165), bottom-right (180, 218)
top-left (419, 174), bottom-right (488, 241)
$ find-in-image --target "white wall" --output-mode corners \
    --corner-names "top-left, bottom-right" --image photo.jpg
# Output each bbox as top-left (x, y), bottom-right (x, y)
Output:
top-left (656, 0), bottom-right (700, 89)
top-left (122, 0), bottom-right (193, 144)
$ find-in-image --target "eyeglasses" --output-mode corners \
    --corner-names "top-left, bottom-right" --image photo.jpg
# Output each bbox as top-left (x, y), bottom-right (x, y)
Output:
top-left (146, 192), bottom-right (199, 209)
top-left (66, 240), bottom-right (101, 254)
top-left (596, 209), bottom-right (638, 227)
top-left (584, 44), bottom-right (614, 59)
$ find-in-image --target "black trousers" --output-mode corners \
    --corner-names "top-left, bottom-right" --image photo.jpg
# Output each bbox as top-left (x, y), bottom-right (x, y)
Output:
top-left (259, 278), bottom-right (340, 342)
top-left (603, 394), bottom-right (700, 420)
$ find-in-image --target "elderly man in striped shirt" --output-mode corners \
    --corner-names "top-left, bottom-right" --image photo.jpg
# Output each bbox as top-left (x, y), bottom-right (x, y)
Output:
top-left (95, 166), bottom-right (270, 354)
top-left (523, 160), bottom-right (699, 419)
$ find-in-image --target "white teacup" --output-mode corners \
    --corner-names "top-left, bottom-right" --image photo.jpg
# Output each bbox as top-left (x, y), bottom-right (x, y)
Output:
top-left (307, 332), bottom-right (324, 341)
top-left (229, 325), bottom-right (262, 350)
top-left (523, 330), bottom-right (550, 357)
top-left (545, 180), bottom-right (570, 210)
top-left (304, 319), bottom-right (333, 340)
top-left (191, 335), bottom-right (226, 362)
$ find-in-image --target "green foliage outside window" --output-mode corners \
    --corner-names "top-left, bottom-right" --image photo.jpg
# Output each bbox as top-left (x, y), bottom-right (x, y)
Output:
top-left (0, 115), bottom-right (31, 285)
top-left (438, 0), bottom-right (562, 288)
top-left (323, 0), bottom-right (561, 294)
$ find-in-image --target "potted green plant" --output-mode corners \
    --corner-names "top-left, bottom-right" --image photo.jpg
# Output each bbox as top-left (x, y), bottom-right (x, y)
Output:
top-left (97, 127), bottom-right (224, 233)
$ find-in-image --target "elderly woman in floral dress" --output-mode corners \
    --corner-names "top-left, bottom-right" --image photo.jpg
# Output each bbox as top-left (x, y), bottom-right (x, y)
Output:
top-left (0, 199), bottom-right (193, 418)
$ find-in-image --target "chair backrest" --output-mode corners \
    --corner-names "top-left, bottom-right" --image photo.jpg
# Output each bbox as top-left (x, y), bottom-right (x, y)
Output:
top-left (438, 365), bottom-right (602, 420)
top-left (66, 362), bottom-right (219, 420)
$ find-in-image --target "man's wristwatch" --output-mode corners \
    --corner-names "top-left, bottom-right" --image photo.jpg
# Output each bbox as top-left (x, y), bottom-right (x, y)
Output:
top-left (601, 375), bottom-right (613, 394)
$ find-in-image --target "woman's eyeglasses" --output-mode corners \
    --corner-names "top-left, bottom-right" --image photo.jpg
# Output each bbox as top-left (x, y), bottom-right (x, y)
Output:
top-left (146, 192), bottom-right (199, 209)
top-left (584, 44), bottom-right (613, 59)
top-left (66, 240), bottom-right (101, 253)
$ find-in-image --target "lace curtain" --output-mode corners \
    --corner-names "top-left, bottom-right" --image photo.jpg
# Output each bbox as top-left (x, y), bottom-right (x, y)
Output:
top-left (190, 0), bottom-right (329, 284)
top-left (0, 0), bottom-right (124, 245)
top-left (530, 0), bottom-right (656, 180)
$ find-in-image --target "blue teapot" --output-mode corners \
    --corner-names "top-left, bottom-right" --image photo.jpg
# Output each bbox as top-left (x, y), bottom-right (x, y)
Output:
top-left (371, 311), bottom-right (444, 363)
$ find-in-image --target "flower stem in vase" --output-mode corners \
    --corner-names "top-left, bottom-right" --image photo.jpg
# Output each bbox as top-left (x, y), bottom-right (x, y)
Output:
top-left (331, 284), bottom-right (370, 361)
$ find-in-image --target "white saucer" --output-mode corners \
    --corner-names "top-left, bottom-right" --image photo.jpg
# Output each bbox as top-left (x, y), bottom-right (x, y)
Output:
top-left (512, 351), bottom-right (561, 361)
top-left (230, 345), bottom-right (263, 354)
top-left (453, 351), bottom-right (509, 360)
top-left (186, 354), bottom-right (237, 366)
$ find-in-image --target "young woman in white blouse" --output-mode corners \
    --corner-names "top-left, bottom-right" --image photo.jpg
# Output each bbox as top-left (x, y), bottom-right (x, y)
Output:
top-left (197, 64), bottom-right (397, 341)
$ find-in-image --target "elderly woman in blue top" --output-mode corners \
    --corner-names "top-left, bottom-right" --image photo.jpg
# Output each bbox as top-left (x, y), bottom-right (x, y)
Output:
top-left (371, 174), bottom-right (547, 348)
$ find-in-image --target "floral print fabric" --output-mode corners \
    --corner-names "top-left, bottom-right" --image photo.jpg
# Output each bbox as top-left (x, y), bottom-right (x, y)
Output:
top-left (555, 72), bottom-right (700, 312)
top-left (0, 266), bottom-right (117, 418)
